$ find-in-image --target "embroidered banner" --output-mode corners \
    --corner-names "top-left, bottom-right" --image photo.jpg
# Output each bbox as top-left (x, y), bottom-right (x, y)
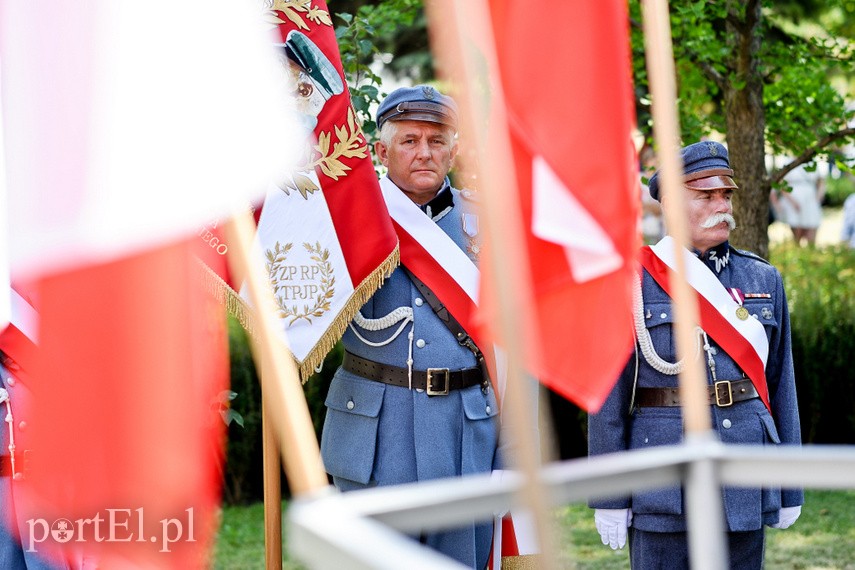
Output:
top-left (240, 1), bottom-right (399, 380)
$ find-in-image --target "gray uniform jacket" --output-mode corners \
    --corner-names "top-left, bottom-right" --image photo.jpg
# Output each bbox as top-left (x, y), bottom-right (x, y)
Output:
top-left (320, 179), bottom-right (500, 568)
top-left (589, 241), bottom-right (803, 533)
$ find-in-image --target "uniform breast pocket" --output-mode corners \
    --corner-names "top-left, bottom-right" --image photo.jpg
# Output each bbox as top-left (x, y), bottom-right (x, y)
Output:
top-left (460, 386), bottom-right (500, 473)
top-left (743, 300), bottom-right (778, 331)
top-left (320, 372), bottom-right (386, 485)
top-left (643, 302), bottom-right (677, 361)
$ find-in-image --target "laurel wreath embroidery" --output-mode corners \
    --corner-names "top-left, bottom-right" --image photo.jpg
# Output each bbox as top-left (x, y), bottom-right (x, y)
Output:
top-left (306, 107), bottom-right (369, 180)
top-left (266, 241), bottom-right (335, 325)
top-left (265, 0), bottom-right (332, 30)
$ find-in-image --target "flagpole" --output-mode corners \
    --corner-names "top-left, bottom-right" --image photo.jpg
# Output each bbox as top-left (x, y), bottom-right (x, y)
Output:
top-left (224, 211), bottom-right (329, 496)
top-left (641, 1), bottom-right (728, 568)
top-left (426, 0), bottom-right (558, 566)
top-left (262, 403), bottom-right (283, 569)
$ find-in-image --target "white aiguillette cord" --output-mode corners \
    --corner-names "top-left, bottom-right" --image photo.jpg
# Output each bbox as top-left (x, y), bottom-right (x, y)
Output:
top-left (0, 387), bottom-right (17, 479)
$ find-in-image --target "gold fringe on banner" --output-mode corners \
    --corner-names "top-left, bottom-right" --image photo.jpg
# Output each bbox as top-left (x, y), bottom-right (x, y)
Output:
top-left (501, 554), bottom-right (542, 569)
top-left (197, 260), bottom-right (257, 337)
top-left (296, 245), bottom-right (399, 381)
top-left (197, 245), bottom-right (399, 384)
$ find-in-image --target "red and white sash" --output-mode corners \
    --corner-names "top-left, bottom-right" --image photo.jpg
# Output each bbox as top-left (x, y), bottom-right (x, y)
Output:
top-left (641, 236), bottom-right (770, 410)
top-left (380, 176), bottom-right (480, 338)
top-left (380, 176), bottom-right (508, 398)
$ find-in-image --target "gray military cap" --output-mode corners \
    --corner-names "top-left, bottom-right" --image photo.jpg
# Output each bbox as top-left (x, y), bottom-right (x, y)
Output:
top-left (649, 140), bottom-right (738, 201)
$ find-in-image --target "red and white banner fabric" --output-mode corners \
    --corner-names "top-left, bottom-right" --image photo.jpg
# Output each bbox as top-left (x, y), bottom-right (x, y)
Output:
top-left (483, 1), bottom-right (640, 411)
top-left (247, 1), bottom-right (399, 379)
top-left (0, 1), bottom-right (296, 566)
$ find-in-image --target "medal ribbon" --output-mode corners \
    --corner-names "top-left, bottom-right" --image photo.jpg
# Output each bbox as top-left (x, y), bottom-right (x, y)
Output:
top-left (641, 237), bottom-right (770, 411)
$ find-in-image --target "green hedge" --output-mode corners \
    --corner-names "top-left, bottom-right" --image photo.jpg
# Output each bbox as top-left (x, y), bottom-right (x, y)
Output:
top-left (770, 242), bottom-right (855, 444)
top-left (824, 173), bottom-right (855, 208)
top-left (223, 321), bottom-right (339, 504)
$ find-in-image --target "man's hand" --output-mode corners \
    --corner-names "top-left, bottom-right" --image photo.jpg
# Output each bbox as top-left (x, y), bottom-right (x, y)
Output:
top-left (594, 508), bottom-right (632, 549)
top-left (770, 505), bottom-right (802, 529)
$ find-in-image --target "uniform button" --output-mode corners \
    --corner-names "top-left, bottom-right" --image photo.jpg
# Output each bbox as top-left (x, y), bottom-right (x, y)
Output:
top-left (415, 297), bottom-right (424, 306)
top-left (416, 339), bottom-right (426, 348)
top-left (346, 400), bottom-right (355, 410)
top-left (416, 388), bottom-right (425, 393)
top-left (6, 377), bottom-right (15, 387)
top-left (722, 419), bottom-right (732, 429)
top-left (644, 437), bottom-right (649, 444)
top-left (660, 313), bottom-right (667, 319)
top-left (17, 421), bottom-right (26, 431)
top-left (486, 406), bottom-right (492, 414)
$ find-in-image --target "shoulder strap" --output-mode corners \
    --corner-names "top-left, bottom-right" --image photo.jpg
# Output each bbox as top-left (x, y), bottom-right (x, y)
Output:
top-left (403, 267), bottom-right (490, 385)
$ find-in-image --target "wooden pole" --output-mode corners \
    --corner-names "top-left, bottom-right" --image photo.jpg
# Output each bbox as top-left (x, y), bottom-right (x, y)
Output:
top-left (425, 0), bottom-right (557, 566)
top-left (262, 402), bottom-right (283, 569)
top-left (223, 210), bottom-right (328, 496)
top-left (641, 0), bottom-right (711, 435)
top-left (641, 1), bottom-right (728, 568)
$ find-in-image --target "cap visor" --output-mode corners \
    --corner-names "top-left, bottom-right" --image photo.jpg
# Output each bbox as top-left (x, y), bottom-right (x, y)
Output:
top-left (389, 111), bottom-right (456, 128)
top-left (685, 175), bottom-right (738, 190)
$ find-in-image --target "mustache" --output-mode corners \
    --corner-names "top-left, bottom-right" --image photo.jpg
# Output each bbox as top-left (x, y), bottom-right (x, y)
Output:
top-left (700, 212), bottom-right (737, 230)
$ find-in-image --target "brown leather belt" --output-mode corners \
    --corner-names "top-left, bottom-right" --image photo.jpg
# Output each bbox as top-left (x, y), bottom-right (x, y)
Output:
top-left (342, 351), bottom-right (484, 396)
top-left (636, 379), bottom-right (759, 408)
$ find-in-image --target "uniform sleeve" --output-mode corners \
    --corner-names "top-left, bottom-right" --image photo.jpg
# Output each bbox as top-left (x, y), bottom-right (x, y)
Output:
top-left (767, 269), bottom-right (804, 508)
top-left (587, 353), bottom-right (635, 509)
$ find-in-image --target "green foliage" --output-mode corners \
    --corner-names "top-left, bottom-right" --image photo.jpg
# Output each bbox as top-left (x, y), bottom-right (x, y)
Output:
top-left (825, 173), bottom-right (855, 207)
top-left (628, 0), bottom-right (855, 163)
top-left (223, 317), bottom-right (264, 505)
top-left (222, 315), bottom-right (341, 505)
top-left (763, 35), bottom-right (854, 165)
top-left (334, 0), bottom-right (424, 138)
top-left (770, 243), bottom-right (855, 443)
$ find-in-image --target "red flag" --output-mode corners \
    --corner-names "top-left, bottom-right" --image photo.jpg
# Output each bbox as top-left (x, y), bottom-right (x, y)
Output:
top-left (1, 0), bottom-right (299, 565)
top-left (431, 1), bottom-right (639, 411)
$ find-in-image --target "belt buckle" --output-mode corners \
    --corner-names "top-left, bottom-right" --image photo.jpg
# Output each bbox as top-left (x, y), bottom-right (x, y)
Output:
top-left (426, 368), bottom-right (450, 396)
top-left (714, 380), bottom-right (733, 407)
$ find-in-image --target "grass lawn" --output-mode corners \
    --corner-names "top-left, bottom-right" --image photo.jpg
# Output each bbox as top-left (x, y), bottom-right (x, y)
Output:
top-left (213, 489), bottom-right (855, 569)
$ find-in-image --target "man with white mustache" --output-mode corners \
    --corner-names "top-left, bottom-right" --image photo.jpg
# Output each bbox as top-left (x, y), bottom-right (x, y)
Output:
top-left (588, 141), bottom-right (803, 569)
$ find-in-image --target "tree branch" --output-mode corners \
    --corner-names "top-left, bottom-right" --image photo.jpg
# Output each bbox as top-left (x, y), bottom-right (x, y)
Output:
top-left (770, 127), bottom-right (855, 183)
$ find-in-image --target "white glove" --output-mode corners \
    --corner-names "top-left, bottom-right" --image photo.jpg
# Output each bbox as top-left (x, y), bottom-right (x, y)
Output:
top-left (594, 508), bottom-right (632, 550)
top-left (770, 505), bottom-right (801, 529)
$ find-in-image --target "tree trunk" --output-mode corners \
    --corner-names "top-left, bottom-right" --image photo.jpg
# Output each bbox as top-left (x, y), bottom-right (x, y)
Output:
top-left (723, 0), bottom-right (770, 259)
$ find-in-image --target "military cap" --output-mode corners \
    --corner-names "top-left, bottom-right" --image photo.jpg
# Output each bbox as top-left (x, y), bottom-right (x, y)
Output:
top-left (278, 31), bottom-right (343, 100)
top-left (648, 140), bottom-right (738, 201)
top-left (376, 85), bottom-right (458, 130)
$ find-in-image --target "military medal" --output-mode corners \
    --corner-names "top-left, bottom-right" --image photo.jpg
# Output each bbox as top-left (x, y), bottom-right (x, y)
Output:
top-left (462, 212), bottom-right (480, 262)
top-left (728, 287), bottom-right (749, 320)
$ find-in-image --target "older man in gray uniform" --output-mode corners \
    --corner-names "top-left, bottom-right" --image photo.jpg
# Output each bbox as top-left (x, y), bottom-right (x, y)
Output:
top-left (320, 86), bottom-right (500, 569)
top-left (588, 141), bottom-right (803, 569)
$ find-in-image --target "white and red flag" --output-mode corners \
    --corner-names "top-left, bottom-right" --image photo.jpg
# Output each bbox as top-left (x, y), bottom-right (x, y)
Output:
top-left (1, 0), bottom-right (300, 566)
top-left (241, 1), bottom-right (399, 380)
top-left (480, 0), bottom-right (640, 412)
